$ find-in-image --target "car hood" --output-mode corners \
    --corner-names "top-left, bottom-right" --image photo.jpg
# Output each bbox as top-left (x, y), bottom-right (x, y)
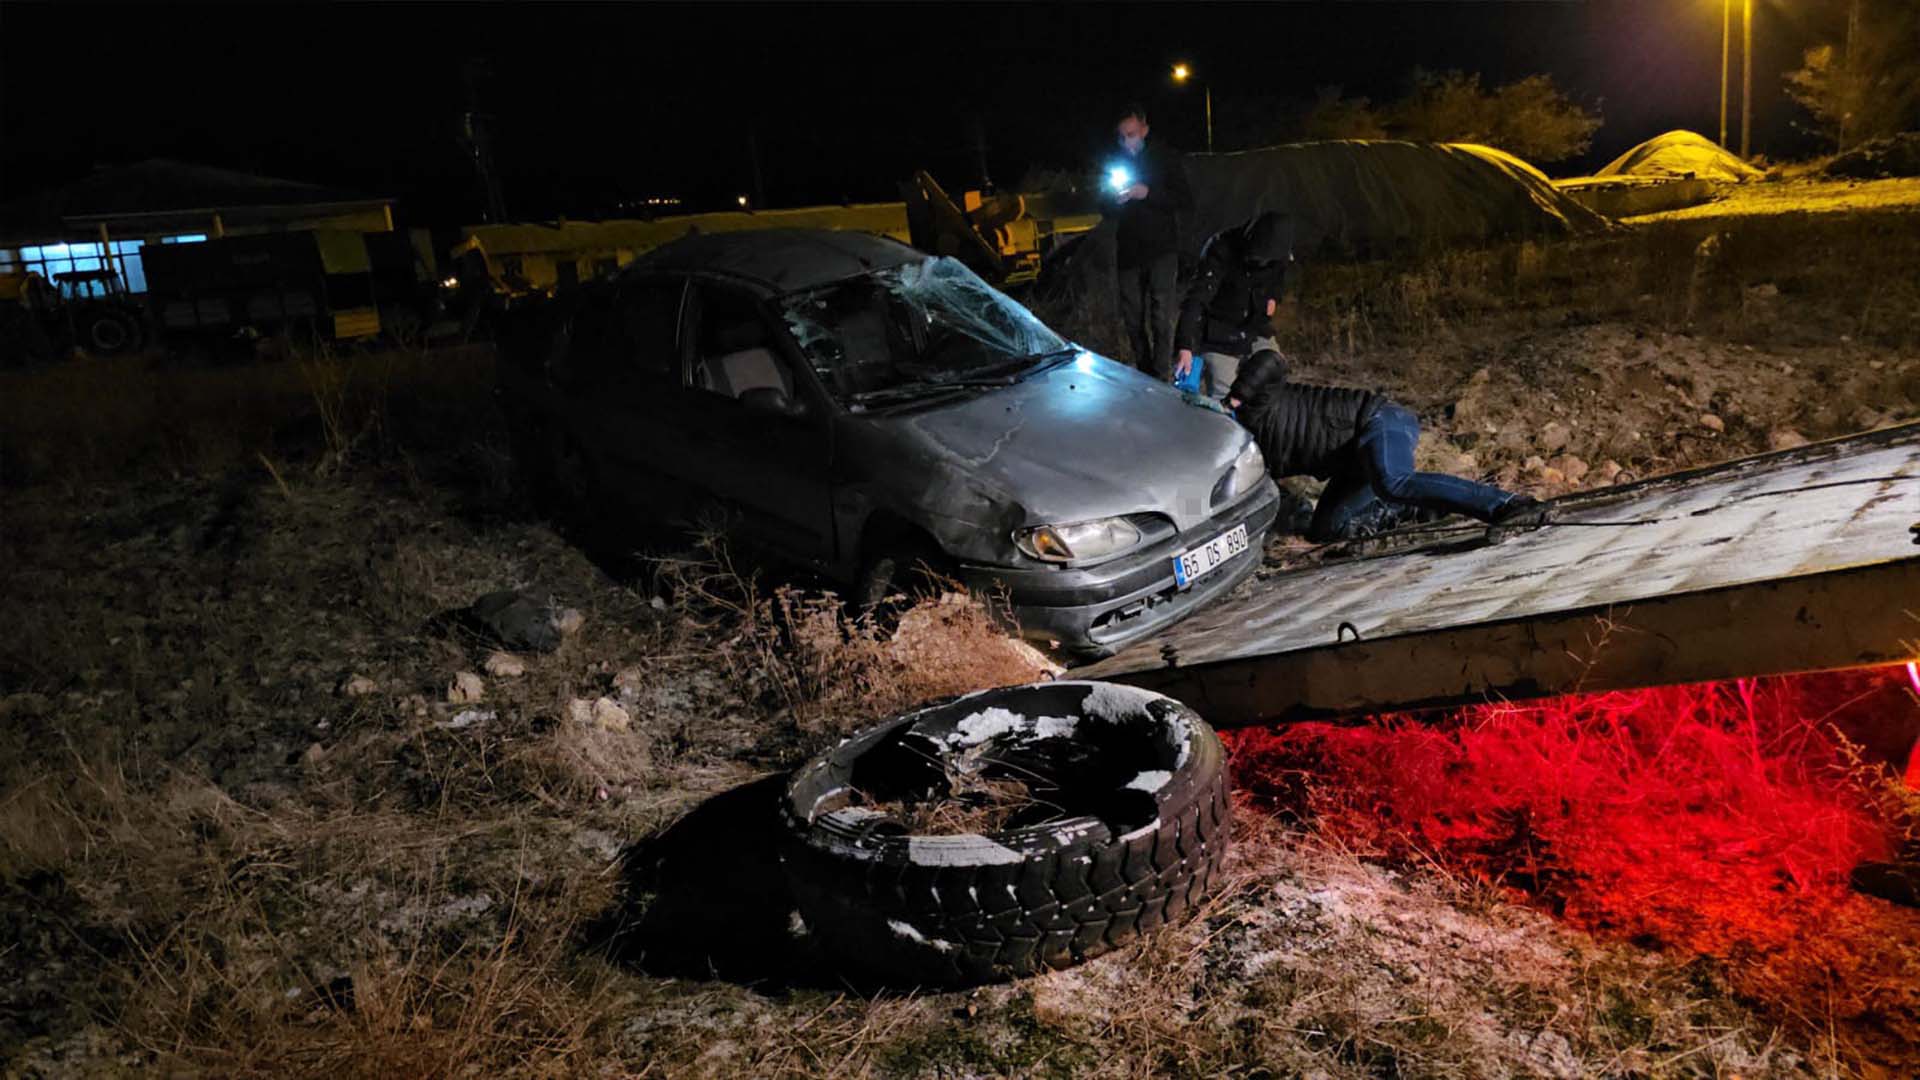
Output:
top-left (882, 353), bottom-right (1252, 535)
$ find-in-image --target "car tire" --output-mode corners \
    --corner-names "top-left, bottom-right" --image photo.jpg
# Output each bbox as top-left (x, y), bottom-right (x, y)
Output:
top-left (779, 680), bottom-right (1233, 987)
top-left (851, 543), bottom-right (952, 614)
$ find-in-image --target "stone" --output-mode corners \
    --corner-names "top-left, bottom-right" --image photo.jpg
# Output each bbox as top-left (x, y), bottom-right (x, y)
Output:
top-left (463, 590), bottom-right (561, 653)
top-left (1547, 455), bottom-right (1590, 484)
top-left (1537, 420), bottom-right (1570, 454)
top-left (447, 671), bottom-right (485, 704)
top-left (339, 674), bottom-right (378, 697)
top-left (1594, 460), bottom-right (1624, 485)
top-left (1698, 413), bottom-right (1725, 433)
top-left (1521, 455), bottom-right (1547, 474)
top-left (612, 667), bottom-right (646, 693)
top-left (302, 743), bottom-right (327, 766)
top-left (591, 697), bottom-right (632, 732)
top-left (1767, 427), bottom-right (1809, 451)
top-left (483, 651), bottom-right (526, 678)
top-left (551, 608), bottom-right (586, 636)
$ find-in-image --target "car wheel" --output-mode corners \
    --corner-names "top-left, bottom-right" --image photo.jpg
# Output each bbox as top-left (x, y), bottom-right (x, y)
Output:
top-left (780, 680), bottom-right (1233, 987)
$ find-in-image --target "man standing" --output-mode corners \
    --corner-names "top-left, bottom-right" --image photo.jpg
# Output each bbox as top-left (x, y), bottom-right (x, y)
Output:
top-left (1174, 211), bottom-right (1293, 401)
top-left (1110, 104), bottom-right (1192, 381)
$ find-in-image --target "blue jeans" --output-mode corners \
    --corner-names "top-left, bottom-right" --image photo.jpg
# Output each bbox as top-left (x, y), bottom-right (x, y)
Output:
top-left (1308, 403), bottom-right (1516, 540)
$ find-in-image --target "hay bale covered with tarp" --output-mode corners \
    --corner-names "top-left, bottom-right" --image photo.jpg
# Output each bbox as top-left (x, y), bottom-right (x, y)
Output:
top-left (1034, 140), bottom-right (1608, 346)
top-left (1597, 130), bottom-right (1763, 183)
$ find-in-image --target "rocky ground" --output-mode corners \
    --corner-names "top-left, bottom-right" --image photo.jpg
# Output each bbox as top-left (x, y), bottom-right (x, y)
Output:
top-left (2, 179), bottom-right (1917, 1078)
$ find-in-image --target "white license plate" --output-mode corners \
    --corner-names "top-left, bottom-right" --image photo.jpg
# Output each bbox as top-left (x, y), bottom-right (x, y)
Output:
top-left (1173, 524), bottom-right (1250, 588)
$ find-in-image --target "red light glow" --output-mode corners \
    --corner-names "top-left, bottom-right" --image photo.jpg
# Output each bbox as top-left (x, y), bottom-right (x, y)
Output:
top-left (1224, 667), bottom-right (1920, 1050)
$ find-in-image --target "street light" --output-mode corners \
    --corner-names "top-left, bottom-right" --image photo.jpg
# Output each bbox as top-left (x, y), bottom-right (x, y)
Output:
top-left (1172, 62), bottom-right (1212, 153)
top-left (1718, 0), bottom-right (1755, 157)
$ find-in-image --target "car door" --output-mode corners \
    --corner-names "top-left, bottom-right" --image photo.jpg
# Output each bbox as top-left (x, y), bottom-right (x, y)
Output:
top-left (674, 279), bottom-right (838, 566)
top-left (550, 274), bottom-right (693, 520)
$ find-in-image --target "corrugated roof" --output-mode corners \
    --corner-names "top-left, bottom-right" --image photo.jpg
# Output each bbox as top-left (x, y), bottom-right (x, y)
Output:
top-left (0, 159), bottom-right (387, 233)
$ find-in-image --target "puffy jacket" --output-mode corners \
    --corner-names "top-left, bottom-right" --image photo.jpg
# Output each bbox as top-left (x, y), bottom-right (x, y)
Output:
top-left (1173, 214), bottom-right (1295, 355)
top-left (1241, 381), bottom-right (1380, 480)
top-left (1112, 142), bottom-right (1194, 269)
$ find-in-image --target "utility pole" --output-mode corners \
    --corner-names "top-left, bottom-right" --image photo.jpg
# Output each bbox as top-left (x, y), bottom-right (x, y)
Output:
top-left (1728, 0), bottom-right (1743, 148)
top-left (1741, 0), bottom-right (1753, 159)
top-left (748, 129), bottom-right (766, 209)
top-left (1204, 85), bottom-right (1214, 153)
top-left (1842, 0), bottom-right (1861, 152)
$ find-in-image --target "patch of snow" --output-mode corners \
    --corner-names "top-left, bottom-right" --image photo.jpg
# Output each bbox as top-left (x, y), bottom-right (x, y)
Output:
top-left (887, 919), bottom-right (956, 953)
top-left (787, 910), bottom-right (810, 939)
top-left (1032, 714), bottom-right (1078, 739)
top-left (950, 706), bottom-right (1028, 746)
top-left (1118, 818), bottom-right (1161, 843)
top-left (1081, 682), bottom-right (1161, 722)
top-left (436, 708), bottom-right (493, 730)
top-left (1125, 770), bottom-right (1172, 792)
top-left (908, 835), bottom-right (1025, 866)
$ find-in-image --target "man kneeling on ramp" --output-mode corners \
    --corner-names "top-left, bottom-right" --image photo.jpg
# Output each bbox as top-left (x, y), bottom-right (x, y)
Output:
top-left (1227, 350), bottom-right (1551, 540)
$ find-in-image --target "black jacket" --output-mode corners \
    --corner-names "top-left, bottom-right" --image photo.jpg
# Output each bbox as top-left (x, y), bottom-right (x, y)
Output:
top-left (1174, 216), bottom-right (1294, 354)
top-left (1241, 381), bottom-right (1381, 480)
top-left (1112, 142), bottom-right (1194, 269)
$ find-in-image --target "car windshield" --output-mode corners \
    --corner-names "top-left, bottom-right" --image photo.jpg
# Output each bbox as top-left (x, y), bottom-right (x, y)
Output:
top-left (779, 256), bottom-right (1072, 407)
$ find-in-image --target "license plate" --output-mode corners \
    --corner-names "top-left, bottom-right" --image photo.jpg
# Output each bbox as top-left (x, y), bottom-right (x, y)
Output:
top-left (1173, 524), bottom-right (1250, 588)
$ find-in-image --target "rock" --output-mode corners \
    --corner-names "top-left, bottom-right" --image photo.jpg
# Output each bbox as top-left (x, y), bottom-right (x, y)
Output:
top-left (1594, 459), bottom-right (1624, 485)
top-left (612, 667), bottom-right (646, 694)
top-left (339, 674), bottom-right (378, 697)
top-left (1767, 427), bottom-right (1809, 451)
top-left (1547, 455), bottom-right (1590, 484)
top-left (648, 596), bottom-right (668, 611)
top-left (592, 697), bottom-right (632, 732)
top-left (1698, 413), bottom-right (1725, 433)
top-left (302, 743), bottom-right (327, 766)
top-left (462, 590), bottom-right (562, 653)
top-left (570, 696), bottom-right (631, 732)
top-left (1538, 466), bottom-right (1567, 487)
top-left (1537, 420), bottom-right (1570, 454)
top-left (406, 693), bottom-right (431, 718)
top-left (446, 671), bottom-right (485, 704)
top-left (1521, 455), bottom-right (1547, 474)
top-left (483, 651), bottom-right (526, 678)
top-left (551, 607), bottom-right (586, 637)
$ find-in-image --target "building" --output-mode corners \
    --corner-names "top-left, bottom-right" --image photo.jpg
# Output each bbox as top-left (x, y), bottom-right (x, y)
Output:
top-left (0, 159), bottom-right (395, 296)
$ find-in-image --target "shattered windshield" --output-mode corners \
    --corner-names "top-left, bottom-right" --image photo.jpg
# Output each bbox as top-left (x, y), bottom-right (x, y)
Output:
top-left (779, 256), bottom-right (1072, 408)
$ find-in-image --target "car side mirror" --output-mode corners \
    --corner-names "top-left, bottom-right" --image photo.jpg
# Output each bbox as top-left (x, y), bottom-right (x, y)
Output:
top-left (739, 386), bottom-right (804, 419)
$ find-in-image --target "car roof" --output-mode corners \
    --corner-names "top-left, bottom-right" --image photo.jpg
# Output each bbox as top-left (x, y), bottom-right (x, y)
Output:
top-left (630, 228), bottom-right (927, 294)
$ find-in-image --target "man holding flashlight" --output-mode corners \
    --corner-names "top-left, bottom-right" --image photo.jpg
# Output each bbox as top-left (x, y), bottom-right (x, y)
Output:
top-left (1110, 104), bottom-right (1192, 381)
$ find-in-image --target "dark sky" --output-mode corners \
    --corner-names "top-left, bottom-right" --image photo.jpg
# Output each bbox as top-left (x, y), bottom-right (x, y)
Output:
top-left (1, 1), bottom-right (1848, 225)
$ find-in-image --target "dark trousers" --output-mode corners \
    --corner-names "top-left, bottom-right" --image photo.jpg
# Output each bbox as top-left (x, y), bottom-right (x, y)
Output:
top-left (1308, 403), bottom-right (1517, 540)
top-left (1117, 253), bottom-right (1178, 380)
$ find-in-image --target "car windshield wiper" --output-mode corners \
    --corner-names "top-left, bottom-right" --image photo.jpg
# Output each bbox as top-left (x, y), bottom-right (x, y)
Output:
top-left (844, 382), bottom-right (981, 408)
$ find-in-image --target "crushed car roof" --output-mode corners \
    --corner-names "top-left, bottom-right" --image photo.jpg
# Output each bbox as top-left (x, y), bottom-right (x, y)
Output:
top-left (632, 228), bottom-right (926, 293)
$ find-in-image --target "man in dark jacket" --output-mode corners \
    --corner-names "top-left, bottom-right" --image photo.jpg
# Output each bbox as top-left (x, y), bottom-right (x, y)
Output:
top-left (1174, 211), bottom-right (1293, 400)
top-left (1110, 104), bottom-right (1193, 380)
top-left (1227, 350), bottom-right (1549, 540)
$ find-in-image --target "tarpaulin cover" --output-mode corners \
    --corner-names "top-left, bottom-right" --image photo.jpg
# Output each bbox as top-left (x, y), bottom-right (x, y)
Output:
top-left (1038, 140), bottom-right (1610, 306)
top-left (1597, 130), bottom-right (1763, 183)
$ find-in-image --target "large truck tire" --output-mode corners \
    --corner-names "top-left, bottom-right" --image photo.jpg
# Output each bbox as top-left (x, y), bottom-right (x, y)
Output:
top-left (72, 303), bottom-right (143, 357)
top-left (780, 680), bottom-right (1232, 987)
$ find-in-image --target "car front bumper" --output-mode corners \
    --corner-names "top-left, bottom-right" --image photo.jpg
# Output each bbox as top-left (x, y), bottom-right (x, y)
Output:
top-left (964, 480), bottom-right (1282, 657)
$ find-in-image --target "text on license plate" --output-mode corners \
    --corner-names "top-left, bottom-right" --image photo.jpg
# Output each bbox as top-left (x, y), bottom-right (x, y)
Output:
top-left (1173, 524), bottom-right (1250, 588)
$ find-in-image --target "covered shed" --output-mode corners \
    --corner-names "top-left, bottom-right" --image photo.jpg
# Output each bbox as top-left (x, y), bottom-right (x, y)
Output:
top-left (0, 159), bottom-right (395, 295)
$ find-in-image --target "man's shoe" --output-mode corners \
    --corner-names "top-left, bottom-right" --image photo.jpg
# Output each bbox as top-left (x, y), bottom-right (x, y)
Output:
top-left (1490, 495), bottom-right (1553, 528)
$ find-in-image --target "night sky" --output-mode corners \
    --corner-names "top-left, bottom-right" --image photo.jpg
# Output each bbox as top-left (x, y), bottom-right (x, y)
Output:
top-left (2, 1), bottom-right (1847, 225)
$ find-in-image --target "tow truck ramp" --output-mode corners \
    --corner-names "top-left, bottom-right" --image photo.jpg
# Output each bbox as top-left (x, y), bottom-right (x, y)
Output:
top-left (1079, 424), bottom-right (1920, 727)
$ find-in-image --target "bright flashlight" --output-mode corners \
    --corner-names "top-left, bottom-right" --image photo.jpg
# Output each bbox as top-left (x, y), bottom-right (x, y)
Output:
top-left (1107, 165), bottom-right (1133, 193)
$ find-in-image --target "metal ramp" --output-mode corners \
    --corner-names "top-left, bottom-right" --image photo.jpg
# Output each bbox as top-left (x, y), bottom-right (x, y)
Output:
top-left (1078, 424), bottom-right (1920, 727)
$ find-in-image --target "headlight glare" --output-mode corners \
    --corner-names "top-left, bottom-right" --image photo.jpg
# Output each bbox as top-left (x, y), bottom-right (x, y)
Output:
top-left (1015, 516), bottom-right (1143, 563)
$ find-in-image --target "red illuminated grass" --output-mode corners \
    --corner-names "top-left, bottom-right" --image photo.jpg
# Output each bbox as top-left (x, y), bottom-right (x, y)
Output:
top-left (1225, 668), bottom-right (1920, 1053)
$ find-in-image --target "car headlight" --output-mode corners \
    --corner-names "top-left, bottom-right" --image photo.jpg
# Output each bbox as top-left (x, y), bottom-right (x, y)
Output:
top-left (1213, 441), bottom-right (1267, 506)
top-left (1015, 516), bottom-right (1143, 563)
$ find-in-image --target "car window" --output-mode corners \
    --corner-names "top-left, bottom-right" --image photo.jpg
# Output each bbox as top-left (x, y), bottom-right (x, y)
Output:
top-left (551, 277), bottom-right (684, 395)
top-left (690, 284), bottom-right (796, 404)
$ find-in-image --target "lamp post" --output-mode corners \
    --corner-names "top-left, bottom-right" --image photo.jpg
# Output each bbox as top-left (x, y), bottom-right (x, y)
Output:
top-left (1741, 0), bottom-right (1753, 159)
top-left (1728, 0), bottom-right (1743, 147)
top-left (1172, 63), bottom-right (1212, 153)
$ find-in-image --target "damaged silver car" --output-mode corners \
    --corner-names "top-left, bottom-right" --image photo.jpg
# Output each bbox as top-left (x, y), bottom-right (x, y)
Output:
top-left (500, 229), bottom-right (1278, 655)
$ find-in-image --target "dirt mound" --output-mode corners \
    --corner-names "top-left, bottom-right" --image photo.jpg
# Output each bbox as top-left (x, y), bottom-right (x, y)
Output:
top-left (1597, 129), bottom-right (1762, 183)
top-left (1825, 132), bottom-right (1920, 179)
